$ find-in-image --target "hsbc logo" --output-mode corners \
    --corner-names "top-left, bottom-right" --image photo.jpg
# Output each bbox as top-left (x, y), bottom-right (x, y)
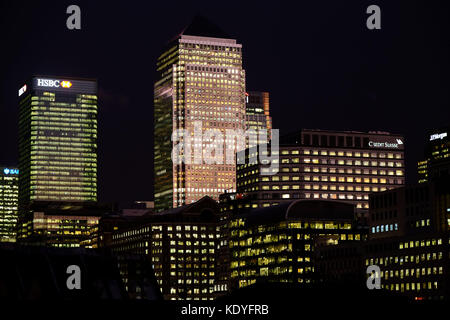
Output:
top-left (37, 79), bottom-right (72, 88)
top-left (61, 81), bottom-right (72, 88)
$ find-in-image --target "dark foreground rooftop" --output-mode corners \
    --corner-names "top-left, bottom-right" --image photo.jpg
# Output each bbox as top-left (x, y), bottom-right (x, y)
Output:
top-left (0, 244), bottom-right (161, 300)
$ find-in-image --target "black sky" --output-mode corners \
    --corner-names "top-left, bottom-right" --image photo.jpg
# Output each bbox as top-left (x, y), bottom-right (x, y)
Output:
top-left (0, 0), bottom-right (449, 204)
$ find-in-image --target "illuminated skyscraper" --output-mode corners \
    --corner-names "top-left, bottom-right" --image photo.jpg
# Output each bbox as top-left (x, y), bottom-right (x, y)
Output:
top-left (245, 91), bottom-right (272, 143)
top-left (17, 76), bottom-right (99, 246)
top-left (0, 166), bottom-right (19, 242)
top-left (417, 126), bottom-right (450, 183)
top-left (154, 17), bottom-right (246, 211)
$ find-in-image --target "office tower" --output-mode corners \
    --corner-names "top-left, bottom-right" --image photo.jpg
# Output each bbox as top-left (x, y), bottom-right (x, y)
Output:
top-left (228, 200), bottom-right (364, 289)
top-left (245, 91), bottom-right (272, 143)
top-left (237, 129), bottom-right (405, 211)
top-left (154, 16), bottom-right (246, 212)
top-left (109, 196), bottom-right (229, 300)
top-left (0, 167), bottom-right (19, 242)
top-left (417, 126), bottom-right (450, 183)
top-left (17, 76), bottom-right (100, 246)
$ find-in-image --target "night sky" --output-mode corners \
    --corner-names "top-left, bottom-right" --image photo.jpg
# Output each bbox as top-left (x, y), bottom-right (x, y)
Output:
top-left (0, 0), bottom-right (449, 205)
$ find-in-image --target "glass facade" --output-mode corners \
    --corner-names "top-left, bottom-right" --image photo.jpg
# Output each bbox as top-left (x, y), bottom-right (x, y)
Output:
top-left (17, 77), bottom-right (99, 246)
top-left (18, 77), bottom-right (98, 204)
top-left (228, 201), bottom-right (364, 289)
top-left (0, 167), bottom-right (19, 242)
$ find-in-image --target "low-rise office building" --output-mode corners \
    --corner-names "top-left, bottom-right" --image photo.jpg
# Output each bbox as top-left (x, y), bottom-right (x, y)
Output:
top-left (317, 178), bottom-right (450, 300)
top-left (237, 129), bottom-right (405, 212)
top-left (228, 199), bottom-right (366, 289)
top-left (17, 201), bottom-right (108, 248)
top-left (364, 178), bottom-right (450, 300)
top-left (109, 196), bottom-right (229, 300)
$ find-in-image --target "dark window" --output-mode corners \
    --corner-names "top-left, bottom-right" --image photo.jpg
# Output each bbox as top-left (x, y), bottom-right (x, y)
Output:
top-left (321, 135), bottom-right (328, 146)
top-left (338, 136), bottom-right (344, 147)
top-left (363, 137), bottom-right (369, 148)
top-left (355, 137), bottom-right (361, 147)
top-left (303, 134), bottom-right (311, 146)
top-left (330, 136), bottom-right (336, 147)
top-left (346, 136), bottom-right (353, 147)
top-left (312, 135), bottom-right (319, 146)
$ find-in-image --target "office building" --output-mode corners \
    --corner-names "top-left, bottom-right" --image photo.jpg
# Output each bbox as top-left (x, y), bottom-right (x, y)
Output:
top-left (245, 91), bottom-right (272, 143)
top-left (154, 16), bottom-right (246, 212)
top-left (418, 126), bottom-right (450, 183)
top-left (17, 76), bottom-right (100, 246)
top-left (364, 179), bottom-right (450, 300)
top-left (317, 178), bottom-right (450, 301)
top-left (0, 167), bottom-right (19, 242)
top-left (237, 129), bottom-right (405, 211)
top-left (229, 200), bottom-right (365, 289)
top-left (109, 196), bottom-right (229, 300)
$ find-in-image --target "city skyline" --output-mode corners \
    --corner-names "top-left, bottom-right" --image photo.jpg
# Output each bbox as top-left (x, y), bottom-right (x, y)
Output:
top-left (1, 1), bottom-right (449, 206)
top-left (0, 0), bottom-right (449, 307)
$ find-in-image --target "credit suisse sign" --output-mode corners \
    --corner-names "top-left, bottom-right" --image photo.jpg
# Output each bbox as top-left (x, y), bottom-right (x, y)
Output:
top-left (368, 139), bottom-right (404, 149)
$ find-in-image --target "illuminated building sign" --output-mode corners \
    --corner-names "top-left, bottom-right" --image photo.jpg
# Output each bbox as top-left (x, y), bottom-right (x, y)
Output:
top-left (368, 139), bottom-right (403, 149)
top-left (36, 78), bottom-right (72, 89)
top-left (430, 132), bottom-right (447, 141)
top-left (3, 168), bottom-right (19, 175)
top-left (61, 81), bottom-right (72, 88)
top-left (18, 84), bottom-right (27, 97)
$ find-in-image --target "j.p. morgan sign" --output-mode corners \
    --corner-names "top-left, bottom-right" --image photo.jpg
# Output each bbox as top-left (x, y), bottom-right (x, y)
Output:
top-left (368, 139), bottom-right (403, 149)
top-left (430, 132), bottom-right (447, 141)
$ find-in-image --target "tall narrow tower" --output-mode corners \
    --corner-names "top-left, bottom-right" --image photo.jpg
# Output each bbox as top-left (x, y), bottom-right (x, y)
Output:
top-left (154, 17), bottom-right (246, 211)
top-left (0, 166), bottom-right (19, 242)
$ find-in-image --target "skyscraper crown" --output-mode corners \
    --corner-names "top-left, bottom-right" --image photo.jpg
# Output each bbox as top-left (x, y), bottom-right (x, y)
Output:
top-left (181, 15), bottom-right (231, 39)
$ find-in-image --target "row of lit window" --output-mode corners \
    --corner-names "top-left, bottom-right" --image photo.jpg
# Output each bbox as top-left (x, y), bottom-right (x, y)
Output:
top-left (371, 223), bottom-right (399, 233)
top-left (302, 158), bottom-right (402, 167)
top-left (283, 149), bottom-right (402, 159)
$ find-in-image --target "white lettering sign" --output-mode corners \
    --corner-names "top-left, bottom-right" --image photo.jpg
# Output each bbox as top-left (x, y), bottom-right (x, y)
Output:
top-left (18, 84), bottom-right (27, 97)
top-left (430, 132), bottom-right (447, 141)
top-left (37, 79), bottom-right (61, 88)
top-left (368, 140), bottom-right (402, 149)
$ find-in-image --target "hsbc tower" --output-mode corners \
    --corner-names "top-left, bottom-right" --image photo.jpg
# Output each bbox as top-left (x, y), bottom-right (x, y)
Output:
top-left (17, 76), bottom-right (99, 245)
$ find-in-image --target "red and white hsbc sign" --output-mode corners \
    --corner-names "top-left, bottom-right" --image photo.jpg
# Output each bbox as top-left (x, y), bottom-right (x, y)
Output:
top-left (37, 78), bottom-right (72, 88)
